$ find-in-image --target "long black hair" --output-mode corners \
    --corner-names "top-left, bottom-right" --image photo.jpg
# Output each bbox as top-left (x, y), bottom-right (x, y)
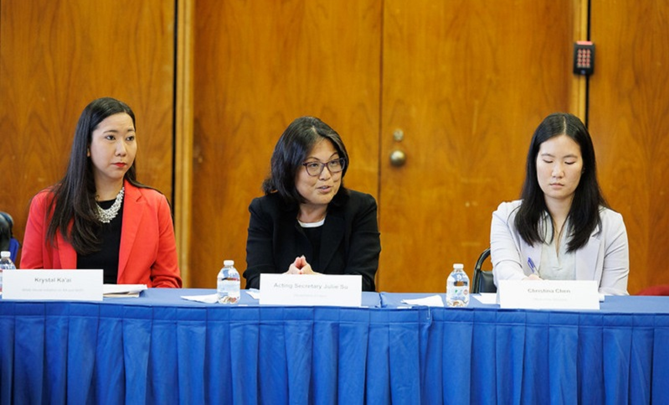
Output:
top-left (514, 112), bottom-right (608, 252)
top-left (262, 116), bottom-right (349, 206)
top-left (45, 97), bottom-right (149, 254)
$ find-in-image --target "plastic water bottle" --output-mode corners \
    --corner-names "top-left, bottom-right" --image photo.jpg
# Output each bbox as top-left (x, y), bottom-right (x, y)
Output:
top-left (217, 260), bottom-right (240, 304)
top-left (446, 263), bottom-right (470, 307)
top-left (0, 251), bottom-right (17, 293)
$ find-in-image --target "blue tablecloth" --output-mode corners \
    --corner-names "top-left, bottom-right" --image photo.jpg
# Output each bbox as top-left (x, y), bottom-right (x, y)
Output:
top-left (1, 290), bottom-right (668, 404)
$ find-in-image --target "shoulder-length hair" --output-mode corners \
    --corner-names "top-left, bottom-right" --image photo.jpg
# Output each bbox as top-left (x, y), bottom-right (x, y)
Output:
top-left (514, 112), bottom-right (608, 252)
top-left (262, 116), bottom-right (349, 206)
top-left (46, 97), bottom-right (148, 254)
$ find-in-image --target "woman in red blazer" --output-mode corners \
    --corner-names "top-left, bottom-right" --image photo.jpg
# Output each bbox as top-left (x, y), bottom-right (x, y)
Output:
top-left (21, 98), bottom-right (182, 288)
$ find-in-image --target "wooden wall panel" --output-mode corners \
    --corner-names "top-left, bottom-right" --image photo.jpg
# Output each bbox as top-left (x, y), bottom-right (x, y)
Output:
top-left (5, 0), bottom-right (660, 295)
top-left (191, 0), bottom-right (382, 287)
top-left (589, 0), bottom-right (669, 294)
top-left (378, 0), bottom-right (582, 292)
top-left (0, 0), bottom-right (175, 266)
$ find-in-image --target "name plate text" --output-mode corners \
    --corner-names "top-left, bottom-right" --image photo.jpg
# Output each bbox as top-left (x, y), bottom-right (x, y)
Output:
top-left (498, 280), bottom-right (599, 310)
top-left (3, 270), bottom-right (103, 301)
top-left (259, 274), bottom-right (361, 307)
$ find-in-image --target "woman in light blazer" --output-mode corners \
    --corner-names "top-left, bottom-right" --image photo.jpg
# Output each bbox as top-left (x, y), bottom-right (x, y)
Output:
top-left (490, 113), bottom-right (629, 295)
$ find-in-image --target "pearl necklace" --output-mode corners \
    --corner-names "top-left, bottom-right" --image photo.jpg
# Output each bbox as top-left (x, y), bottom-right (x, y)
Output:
top-left (96, 187), bottom-right (125, 223)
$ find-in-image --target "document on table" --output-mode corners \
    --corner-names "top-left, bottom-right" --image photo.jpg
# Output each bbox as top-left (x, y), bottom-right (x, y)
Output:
top-left (103, 284), bottom-right (147, 298)
top-left (471, 292), bottom-right (603, 306)
top-left (181, 293), bottom-right (220, 304)
top-left (181, 290), bottom-right (259, 304)
top-left (401, 295), bottom-right (445, 307)
top-left (472, 293), bottom-right (498, 305)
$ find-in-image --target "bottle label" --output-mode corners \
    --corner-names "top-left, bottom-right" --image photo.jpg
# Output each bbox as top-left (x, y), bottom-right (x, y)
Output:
top-left (217, 280), bottom-right (239, 291)
top-left (217, 279), bottom-right (240, 304)
top-left (450, 287), bottom-right (468, 296)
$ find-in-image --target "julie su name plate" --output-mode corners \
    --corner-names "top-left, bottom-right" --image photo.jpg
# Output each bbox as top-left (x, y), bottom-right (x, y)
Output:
top-left (3, 269), bottom-right (103, 301)
top-left (259, 274), bottom-right (362, 306)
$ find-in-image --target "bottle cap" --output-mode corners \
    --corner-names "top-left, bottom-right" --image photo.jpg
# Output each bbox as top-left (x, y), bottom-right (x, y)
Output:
top-left (453, 263), bottom-right (464, 269)
top-left (223, 260), bottom-right (234, 266)
top-left (1, 251), bottom-right (10, 258)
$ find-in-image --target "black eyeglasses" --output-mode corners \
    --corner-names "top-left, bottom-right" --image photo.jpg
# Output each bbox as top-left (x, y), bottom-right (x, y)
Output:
top-left (301, 158), bottom-right (346, 177)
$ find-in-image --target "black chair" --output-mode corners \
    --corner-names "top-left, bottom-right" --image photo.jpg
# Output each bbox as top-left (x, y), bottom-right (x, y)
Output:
top-left (0, 212), bottom-right (20, 262)
top-left (472, 248), bottom-right (496, 293)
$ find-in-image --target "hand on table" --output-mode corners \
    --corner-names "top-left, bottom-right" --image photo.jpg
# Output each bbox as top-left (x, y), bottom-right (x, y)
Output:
top-left (285, 255), bottom-right (320, 275)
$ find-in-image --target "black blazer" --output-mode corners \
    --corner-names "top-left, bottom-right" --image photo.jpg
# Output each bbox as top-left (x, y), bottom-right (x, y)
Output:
top-left (244, 189), bottom-right (381, 291)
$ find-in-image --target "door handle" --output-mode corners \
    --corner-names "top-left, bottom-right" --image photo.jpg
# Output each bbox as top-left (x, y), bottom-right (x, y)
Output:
top-left (389, 150), bottom-right (406, 167)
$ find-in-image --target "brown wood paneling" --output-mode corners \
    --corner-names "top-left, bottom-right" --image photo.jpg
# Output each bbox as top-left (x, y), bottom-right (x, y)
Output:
top-left (379, 0), bottom-right (581, 292)
top-left (191, 0), bottom-right (382, 287)
top-left (0, 0), bottom-right (175, 266)
top-left (175, 0), bottom-right (195, 286)
top-left (589, 0), bottom-right (669, 294)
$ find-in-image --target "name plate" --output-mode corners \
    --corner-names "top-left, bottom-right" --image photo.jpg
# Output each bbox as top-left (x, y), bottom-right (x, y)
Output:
top-left (259, 274), bottom-right (362, 307)
top-left (498, 280), bottom-right (599, 310)
top-left (3, 270), bottom-right (103, 301)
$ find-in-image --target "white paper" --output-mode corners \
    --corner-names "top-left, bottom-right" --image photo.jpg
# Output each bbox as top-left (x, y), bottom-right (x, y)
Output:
top-left (246, 290), bottom-right (260, 300)
top-left (181, 293), bottom-right (220, 304)
top-left (3, 269), bottom-right (103, 301)
top-left (401, 295), bottom-right (444, 307)
top-left (259, 274), bottom-right (362, 307)
top-left (498, 280), bottom-right (599, 310)
top-left (103, 284), bottom-right (147, 297)
top-left (472, 293), bottom-right (498, 305)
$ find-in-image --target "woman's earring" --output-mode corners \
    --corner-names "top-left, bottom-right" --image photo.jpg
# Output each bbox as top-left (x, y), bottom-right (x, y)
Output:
top-left (87, 148), bottom-right (91, 157)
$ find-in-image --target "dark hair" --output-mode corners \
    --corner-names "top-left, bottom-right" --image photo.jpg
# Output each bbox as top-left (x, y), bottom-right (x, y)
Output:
top-left (0, 212), bottom-right (14, 252)
top-left (262, 116), bottom-right (349, 205)
top-left (514, 112), bottom-right (608, 252)
top-left (46, 97), bottom-right (148, 254)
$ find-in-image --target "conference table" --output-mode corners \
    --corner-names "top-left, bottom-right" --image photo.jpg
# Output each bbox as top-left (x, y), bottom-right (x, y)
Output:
top-left (1, 289), bottom-right (668, 404)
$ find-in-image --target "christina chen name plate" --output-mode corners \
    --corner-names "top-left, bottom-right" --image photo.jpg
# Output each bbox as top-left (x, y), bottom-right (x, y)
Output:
top-left (498, 280), bottom-right (599, 310)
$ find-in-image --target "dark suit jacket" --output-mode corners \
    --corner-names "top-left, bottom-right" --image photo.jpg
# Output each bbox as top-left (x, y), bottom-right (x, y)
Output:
top-left (21, 180), bottom-right (182, 288)
top-left (244, 189), bottom-right (380, 291)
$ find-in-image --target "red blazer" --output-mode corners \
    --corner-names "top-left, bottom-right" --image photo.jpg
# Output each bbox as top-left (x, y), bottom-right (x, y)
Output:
top-left (21, 180), bottom-right (182, 288)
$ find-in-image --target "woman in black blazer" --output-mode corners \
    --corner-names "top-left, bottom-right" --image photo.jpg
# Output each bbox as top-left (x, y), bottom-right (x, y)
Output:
top-left (244, 116), bottom-right (381, 291)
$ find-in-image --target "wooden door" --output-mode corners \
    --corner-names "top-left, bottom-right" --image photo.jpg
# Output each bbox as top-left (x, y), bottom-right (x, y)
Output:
top-left (191, 0), bottom-right (382, 287)
top-left (0, 0), bottom-right (175, 266)
top-left (588, 0), bottom-right (669, 293)
top-left (378, 0), bottom-right (583, 292)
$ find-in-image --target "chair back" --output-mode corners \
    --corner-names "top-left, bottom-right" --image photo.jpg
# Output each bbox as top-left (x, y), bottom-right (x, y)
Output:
top-left (0, 212), bottom-right (19, 262)
top-left (472, 248), bottom-right (496, 293)
top-left (637, 285), bottom-right (669, 296)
